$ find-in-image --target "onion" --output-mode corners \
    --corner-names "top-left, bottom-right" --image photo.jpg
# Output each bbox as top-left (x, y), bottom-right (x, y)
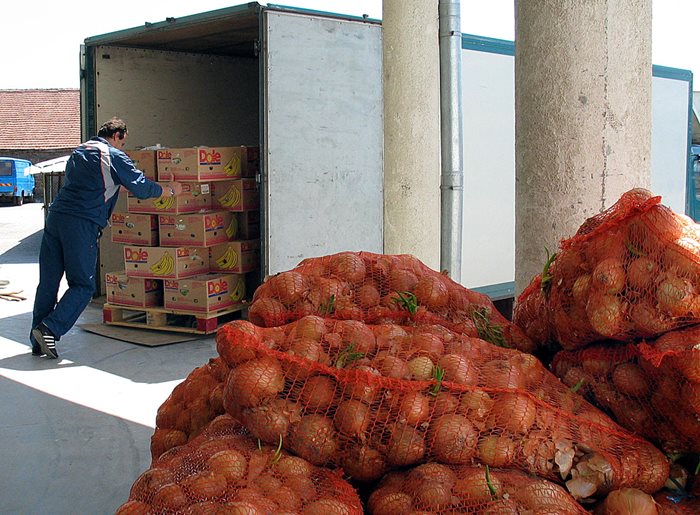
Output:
top-left (459, 391), bottom-right (494, 421)
top-left (388, 268), bottom-right (418, 293)
top-left (572, 274), bottom-right (592, 303)
top-left (489, 393), bottom-right (536, 434)
top-left (340, 444), bottom-right (388, 482)
top-left (304, 499), bottom-right (353, 515)
top-left (275, 455), bottom-right (314, 478)
top-left (130, 468), bottom-right (175, 501)
top-left (225, 357), bottom-right (285, 408)
top-left (336, 319), bottom-right (377, 355)
top-left (408, 356), bottom-right (435, 380)
top-left (452, 466), bottom-right (503, 503)
top-left (329, 252), bottom-right (366, 284)
top-left (429, 414), bottom-right (478, 463)
top-left (431, 392), bottom-right (459, 417)
top-left (409, 332), bottom-right (445, 360)
top-left (248, 297), bottom-right (288, 327)
top-left (180, 470), bottom-right (227, 501)
top-left (437, 354), bottom-right (477, 385)
top-left (657, 273), bottom-right (696, 316)
top-left (481, 359), bottom-right (527, 390)
top-left (477, 434), bottom-right (516, 467)
top-left (151, 483), bottom-right (189, 512)
top-left (368, 489), bottom-right (413, 515)
top-left (592, 258), bottom-right (626, 295)
top-left (586, 292), bottom-right (627, 338)
top-left (398, 391), bottom-right (431, 425)
top-left (372, 354), bottom-right (411, 379)
top-left (298, 376), bottom-right (337, 412)
top-left (412, 481), bottom-right (453, 511)
top-left (373, 325), bottom-right (410, 352)
top-left (269, 271), bottom-right (308, 305)
top-left (206, 449), bottom-right (247, 482)
top-left (611, 363), bottom-right (650, 397)
top-left (664, 236), bottom-right (700, 277)
top-left (481, 499), bottom-right (520, 515)
top-left (598, 488), bottom-right (658, 515)
top-left (334, 400), bottom-right (370, 436)
top-left (266, 485), bottom-right (302, 513)
top-left (244, 399), bottom-right (301, 443)
top-left (219, 500), bottom-right (263, 514)
top-left (357, 283), bottom-right (381, 308)
top-left (288, 415), bottom-right (338, 466)
top-left (344, 365), bottom-right (381, 403)
top-left (627, 257), bottom-right (658, 292)
top-left (283, 474), bottom-right (317, 502)
top-left (629, 300), bottom-right (674, 336)
top-left (385, 423), bottom-right (426, 466)
top-left (413, 276), bottom-right (450, 310)
top-left (285, 338), bottom-right (327, 380)
top-left (289, 315), bottom-right (328, 341)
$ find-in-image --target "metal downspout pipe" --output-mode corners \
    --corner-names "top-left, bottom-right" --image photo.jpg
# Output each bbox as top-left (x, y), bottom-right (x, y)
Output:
top-left (439, 0), bottom-right (464, 281)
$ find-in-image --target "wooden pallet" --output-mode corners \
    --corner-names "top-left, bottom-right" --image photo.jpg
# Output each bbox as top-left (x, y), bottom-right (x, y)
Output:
top-left (102, 302), bottom-right (247, 334)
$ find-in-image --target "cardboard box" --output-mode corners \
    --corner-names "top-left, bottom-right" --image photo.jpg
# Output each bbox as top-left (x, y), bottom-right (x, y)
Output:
top-left (105, 272), bottom-right (162, 307)
top-left (209, 240), bottom-right (261, 273)
top-left (125, 149), bottom-right (158, 181)
top-left (159, 211), bottom-right (233, 247)
top-left (163, 273), bottom-right (246, 312)
top-left (211, 179), bottom-right (259, 212)
top-left (124, 246), bottom-right (209, 279)
top-left (157, 146), bottom-right (259, 181)
top-left (127, 182), bottom-right (212, 214)
top-left (111, 212), bottom-right (159, 246)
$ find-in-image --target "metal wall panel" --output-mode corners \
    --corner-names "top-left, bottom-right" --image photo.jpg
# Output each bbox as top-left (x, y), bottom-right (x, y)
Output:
top-left (262, 11), bottom-right (383, 275)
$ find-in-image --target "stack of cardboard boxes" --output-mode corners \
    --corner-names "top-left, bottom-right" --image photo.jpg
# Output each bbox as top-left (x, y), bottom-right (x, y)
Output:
top-left (105, 146), bottom-right (260, 319)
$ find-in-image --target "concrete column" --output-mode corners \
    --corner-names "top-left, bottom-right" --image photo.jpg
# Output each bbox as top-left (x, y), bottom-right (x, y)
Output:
top-left (514, 0), bottom-right (652, 293)
top-left (383, 0), bottom-right (442, 270)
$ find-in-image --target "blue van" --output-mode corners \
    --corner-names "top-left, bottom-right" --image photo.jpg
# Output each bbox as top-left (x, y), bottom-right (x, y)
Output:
top-left (0, 157), bottom-right (35, 206)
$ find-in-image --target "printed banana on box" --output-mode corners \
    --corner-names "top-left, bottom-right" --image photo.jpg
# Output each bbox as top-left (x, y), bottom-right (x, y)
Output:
top-left (123, 246), bottom-right (209, 279)
top-left (209, 240), bottom-right (260, 273)
top-left (211, 179), bottom-right (259, 212)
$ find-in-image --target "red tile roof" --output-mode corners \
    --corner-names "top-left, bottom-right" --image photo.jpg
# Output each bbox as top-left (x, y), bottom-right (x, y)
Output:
top-left (0, 89), bottom-right (80, 150)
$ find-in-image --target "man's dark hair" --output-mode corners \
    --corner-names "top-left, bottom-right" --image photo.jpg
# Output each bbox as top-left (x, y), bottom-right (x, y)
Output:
top-left (98, 118), bottom-right (128, 140)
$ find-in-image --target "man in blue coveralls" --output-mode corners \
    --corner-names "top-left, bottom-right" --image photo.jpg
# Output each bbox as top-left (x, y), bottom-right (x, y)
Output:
top-left (30, 118), bottom-right (183, 359)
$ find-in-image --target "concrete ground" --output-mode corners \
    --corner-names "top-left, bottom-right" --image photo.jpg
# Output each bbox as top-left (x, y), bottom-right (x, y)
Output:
top-left (0, 202), bottom-right (217, 514)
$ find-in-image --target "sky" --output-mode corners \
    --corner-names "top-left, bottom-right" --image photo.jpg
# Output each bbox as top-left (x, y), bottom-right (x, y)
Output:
top-left (1, 1), bottom-right (698, 90)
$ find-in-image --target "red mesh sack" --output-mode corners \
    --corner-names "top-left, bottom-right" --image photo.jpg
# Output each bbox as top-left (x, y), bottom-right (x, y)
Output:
top-left (513, 273), bottom-right (554, 348)
top-left (151, 357), bottom-right (229, 462)
top-left (552, 325), bottom-right (700, 454)
top-left (366, 462), bottom-right (587, 514)
top-left (117, 414), bottom-right (363, 515)
top-left (546, 188), bottom-right (700, 350)
top-left (217, 318), bottom-right (668, 498)
top-left (655, 492), bottom-right (700, 514)
top-left (247, 251), bottom-right (535, 352)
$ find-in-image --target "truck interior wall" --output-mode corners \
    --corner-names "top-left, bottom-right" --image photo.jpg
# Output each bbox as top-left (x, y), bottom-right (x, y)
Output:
top-left (92, 45), bottom-right (259, 293)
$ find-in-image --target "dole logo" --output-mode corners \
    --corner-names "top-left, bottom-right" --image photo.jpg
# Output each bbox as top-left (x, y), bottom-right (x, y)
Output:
top-left (199, 148), bottom-right (222, 166)
top-left (112, 213), bottom-right (125, 224)
top-left (208, 279), bottom-right (228, 297)
top-left (125, 248), bottom-right (148, 262)
top-left (159, 215), bottom-right (175, 225)
top-left (157, 150), bottom-right (172, 161)
top-left (164, 279), bottom-right (179, 290)
top-left (205, 214), bottom-right (225, 230)
top-left (176, 248), bottom-right (190, 258)
top-left (106, 274), bottom-right (119, 284)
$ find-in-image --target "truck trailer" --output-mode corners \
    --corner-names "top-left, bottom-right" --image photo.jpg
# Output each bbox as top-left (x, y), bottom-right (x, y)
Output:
top-left (81, 2), bottom-right (696, 301)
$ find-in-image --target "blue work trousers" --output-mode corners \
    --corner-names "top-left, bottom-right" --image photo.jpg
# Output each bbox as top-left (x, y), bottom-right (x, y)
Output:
top-left (32, 212), bottom-right (101, 339)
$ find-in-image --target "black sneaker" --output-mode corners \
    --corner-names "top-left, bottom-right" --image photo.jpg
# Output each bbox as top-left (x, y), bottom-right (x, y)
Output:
top-left (30, 334), bottom-right (44, 356)
top-left (32, 323), bottom-right (58, 359)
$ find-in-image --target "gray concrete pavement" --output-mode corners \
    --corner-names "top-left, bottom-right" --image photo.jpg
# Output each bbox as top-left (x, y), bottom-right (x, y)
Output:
top-left (0, 201), bottom-right (218, 514)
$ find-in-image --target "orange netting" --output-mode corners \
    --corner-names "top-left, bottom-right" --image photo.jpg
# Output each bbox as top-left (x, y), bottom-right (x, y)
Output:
top-left (117, 414), bottom-right (363, 515)
top-left (514, 188), bottom-right (700, 351)
top-left (655, 492), bottom-right (700, 514)
top-left (366, 462), bottom-right (587, 514)
top-left (552, 325), bottom-right (700, 454)
top-left (150, 358), bottom-right (229, 463)
top-left (216, 317), bottom-right (668, 498)
top-left (247, 251), bottom-right (535, 353)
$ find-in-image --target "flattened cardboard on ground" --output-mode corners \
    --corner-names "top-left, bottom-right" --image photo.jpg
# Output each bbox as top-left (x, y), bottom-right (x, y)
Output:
top-left (78, 323), bottom-right (204, 346)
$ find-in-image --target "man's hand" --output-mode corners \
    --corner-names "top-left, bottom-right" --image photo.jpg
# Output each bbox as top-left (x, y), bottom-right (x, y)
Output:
top-left (164, 181), bottom-right (183, 197)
